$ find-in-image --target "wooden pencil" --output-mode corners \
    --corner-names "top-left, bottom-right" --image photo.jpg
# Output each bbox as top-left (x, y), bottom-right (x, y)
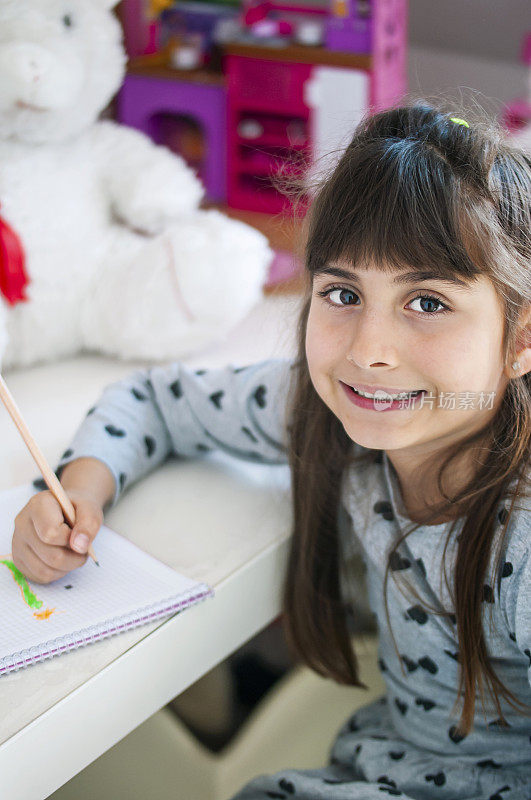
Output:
top-left (0, 374), bottom-right (99, 566)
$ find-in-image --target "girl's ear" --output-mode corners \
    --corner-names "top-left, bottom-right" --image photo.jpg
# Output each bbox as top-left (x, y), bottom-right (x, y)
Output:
top-left (507, 306), bottom-right (531, 379)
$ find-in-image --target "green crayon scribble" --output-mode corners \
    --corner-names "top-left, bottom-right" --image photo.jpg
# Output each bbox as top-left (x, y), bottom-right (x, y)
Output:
top-left (0, 559), bottom-right (43, 609)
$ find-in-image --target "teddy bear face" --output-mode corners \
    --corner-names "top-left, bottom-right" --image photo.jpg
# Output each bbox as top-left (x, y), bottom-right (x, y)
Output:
top-left (0, 0), bottom-right (125, 144)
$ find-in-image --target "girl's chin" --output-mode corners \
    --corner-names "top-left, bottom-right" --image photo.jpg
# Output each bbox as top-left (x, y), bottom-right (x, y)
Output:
top-left (341, 421), bottom-right (422, 451)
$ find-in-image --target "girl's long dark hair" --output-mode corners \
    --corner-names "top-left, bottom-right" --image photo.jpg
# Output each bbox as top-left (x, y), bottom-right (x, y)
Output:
top-left (281, 101), bottom-right (531, 736)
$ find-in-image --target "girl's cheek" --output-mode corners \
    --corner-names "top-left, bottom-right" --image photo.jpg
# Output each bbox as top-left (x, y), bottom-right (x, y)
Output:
top-left (305, 327), bottom-right (321, 369)
top-left (306, 307), bottom-right (335, 362)
top-left (305, 304), bottom-right (321, 360)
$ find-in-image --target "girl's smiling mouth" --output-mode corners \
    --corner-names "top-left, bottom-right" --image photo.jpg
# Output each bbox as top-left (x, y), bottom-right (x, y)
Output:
top-left (340, 381), bottom-right (426, 411)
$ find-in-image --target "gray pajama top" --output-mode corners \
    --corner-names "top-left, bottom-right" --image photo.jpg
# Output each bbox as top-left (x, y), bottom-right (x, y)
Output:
top-left (54, 358), bottom-right (531, 800)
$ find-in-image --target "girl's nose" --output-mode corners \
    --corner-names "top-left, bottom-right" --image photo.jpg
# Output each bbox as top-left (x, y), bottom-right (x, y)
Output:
top-left (346, 311), bottom-right (397, 370)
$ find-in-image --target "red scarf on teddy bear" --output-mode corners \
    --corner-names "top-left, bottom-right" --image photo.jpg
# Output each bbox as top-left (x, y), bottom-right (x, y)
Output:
top-left (0, 205), bottom-right (29, 305)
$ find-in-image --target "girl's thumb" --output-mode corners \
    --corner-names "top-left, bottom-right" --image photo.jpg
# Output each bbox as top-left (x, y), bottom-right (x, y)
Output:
top-left (69, 507), bottom-right (102, 554)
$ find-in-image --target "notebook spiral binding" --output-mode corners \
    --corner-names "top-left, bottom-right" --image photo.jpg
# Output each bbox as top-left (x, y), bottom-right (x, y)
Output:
top-left (0, 585), bottom-right (214, 675)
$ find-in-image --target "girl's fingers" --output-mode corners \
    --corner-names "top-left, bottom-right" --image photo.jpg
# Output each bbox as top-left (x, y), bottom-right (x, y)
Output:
top-left (32, 517), bottom-right (72, 548)
top-left (17, 543), bottom-right (68, 585)
top-left (28, 533), bottom-right (87, 576)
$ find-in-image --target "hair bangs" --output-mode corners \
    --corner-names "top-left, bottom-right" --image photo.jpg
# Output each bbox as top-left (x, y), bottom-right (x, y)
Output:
top-left (306, 138), bottom-right (485, 284)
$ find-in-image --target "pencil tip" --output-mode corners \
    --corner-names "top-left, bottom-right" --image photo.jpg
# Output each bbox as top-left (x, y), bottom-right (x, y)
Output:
top-left (95, 560), bottom-right (100, 567)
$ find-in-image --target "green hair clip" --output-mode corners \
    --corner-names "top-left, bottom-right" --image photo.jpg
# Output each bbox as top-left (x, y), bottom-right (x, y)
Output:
top-left (450, 117), bottom-right (469, 128)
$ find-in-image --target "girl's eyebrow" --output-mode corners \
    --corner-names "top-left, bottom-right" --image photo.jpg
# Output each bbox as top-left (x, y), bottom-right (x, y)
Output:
top-left (313, 265), bottom-right (471, 290)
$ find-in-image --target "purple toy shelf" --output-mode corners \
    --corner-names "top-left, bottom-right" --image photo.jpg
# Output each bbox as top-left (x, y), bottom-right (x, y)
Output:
top-left (118, 62), bottom-right (227, 202)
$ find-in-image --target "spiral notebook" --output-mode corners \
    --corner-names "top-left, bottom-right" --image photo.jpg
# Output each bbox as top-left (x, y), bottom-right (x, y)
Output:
top-left (0, 483), bottom-right (214, 675)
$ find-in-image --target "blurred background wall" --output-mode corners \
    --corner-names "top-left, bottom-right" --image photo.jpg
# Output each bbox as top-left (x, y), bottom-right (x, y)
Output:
top-left (410, 0), bottom-right (528, 61)
top-left (408, 0), bottom-right (530, 114)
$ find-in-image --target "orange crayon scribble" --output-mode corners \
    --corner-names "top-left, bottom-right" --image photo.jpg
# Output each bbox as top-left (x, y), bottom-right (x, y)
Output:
top-left (33, 607), bottom-right (55, 620)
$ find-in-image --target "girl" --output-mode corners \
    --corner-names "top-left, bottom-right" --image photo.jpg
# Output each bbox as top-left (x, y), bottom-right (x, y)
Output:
top-left (12, 102), bottom-right (531, 799)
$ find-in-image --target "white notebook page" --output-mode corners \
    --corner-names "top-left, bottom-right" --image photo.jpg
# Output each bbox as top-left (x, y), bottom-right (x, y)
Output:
top-left (0, 484), bottom-right (213, 674)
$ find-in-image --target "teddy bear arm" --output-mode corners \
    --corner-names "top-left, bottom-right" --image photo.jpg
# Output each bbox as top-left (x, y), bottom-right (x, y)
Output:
top-left (96, 120), bottom-right (205, 235)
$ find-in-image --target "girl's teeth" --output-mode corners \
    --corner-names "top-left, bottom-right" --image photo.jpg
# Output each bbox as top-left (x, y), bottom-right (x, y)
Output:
top-left (353, 388), bottom-right (421, 400)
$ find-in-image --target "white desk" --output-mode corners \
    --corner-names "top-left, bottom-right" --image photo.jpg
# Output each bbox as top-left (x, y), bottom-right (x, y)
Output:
top-left (0, 292), bottom-right (300, 800)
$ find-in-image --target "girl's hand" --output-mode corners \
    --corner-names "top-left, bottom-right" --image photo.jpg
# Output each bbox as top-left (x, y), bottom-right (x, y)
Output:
top-left (11, 489), bottom-right (104, 585)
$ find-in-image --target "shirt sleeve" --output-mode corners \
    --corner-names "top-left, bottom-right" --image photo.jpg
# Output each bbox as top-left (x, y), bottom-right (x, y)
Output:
top-left (499, 508), bottom-right (531, 690)
top-left (54, 358), bottom-right (295, 508)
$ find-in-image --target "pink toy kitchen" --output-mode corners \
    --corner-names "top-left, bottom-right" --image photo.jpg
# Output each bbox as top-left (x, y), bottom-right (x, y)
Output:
top-left (116, 0), bottom-right (408, 288)
top-left (118, 0), bottom-right (408, 211)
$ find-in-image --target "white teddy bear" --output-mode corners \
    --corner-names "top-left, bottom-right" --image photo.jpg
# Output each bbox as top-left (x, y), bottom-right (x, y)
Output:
top-left (0, 0), bottom-right (272, 370)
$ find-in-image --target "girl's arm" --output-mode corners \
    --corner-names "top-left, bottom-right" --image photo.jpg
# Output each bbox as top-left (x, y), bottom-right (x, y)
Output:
top-left (59, 457), bottom-right (117, 512)
top-left (55, 359), bottom-right (294, 509)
